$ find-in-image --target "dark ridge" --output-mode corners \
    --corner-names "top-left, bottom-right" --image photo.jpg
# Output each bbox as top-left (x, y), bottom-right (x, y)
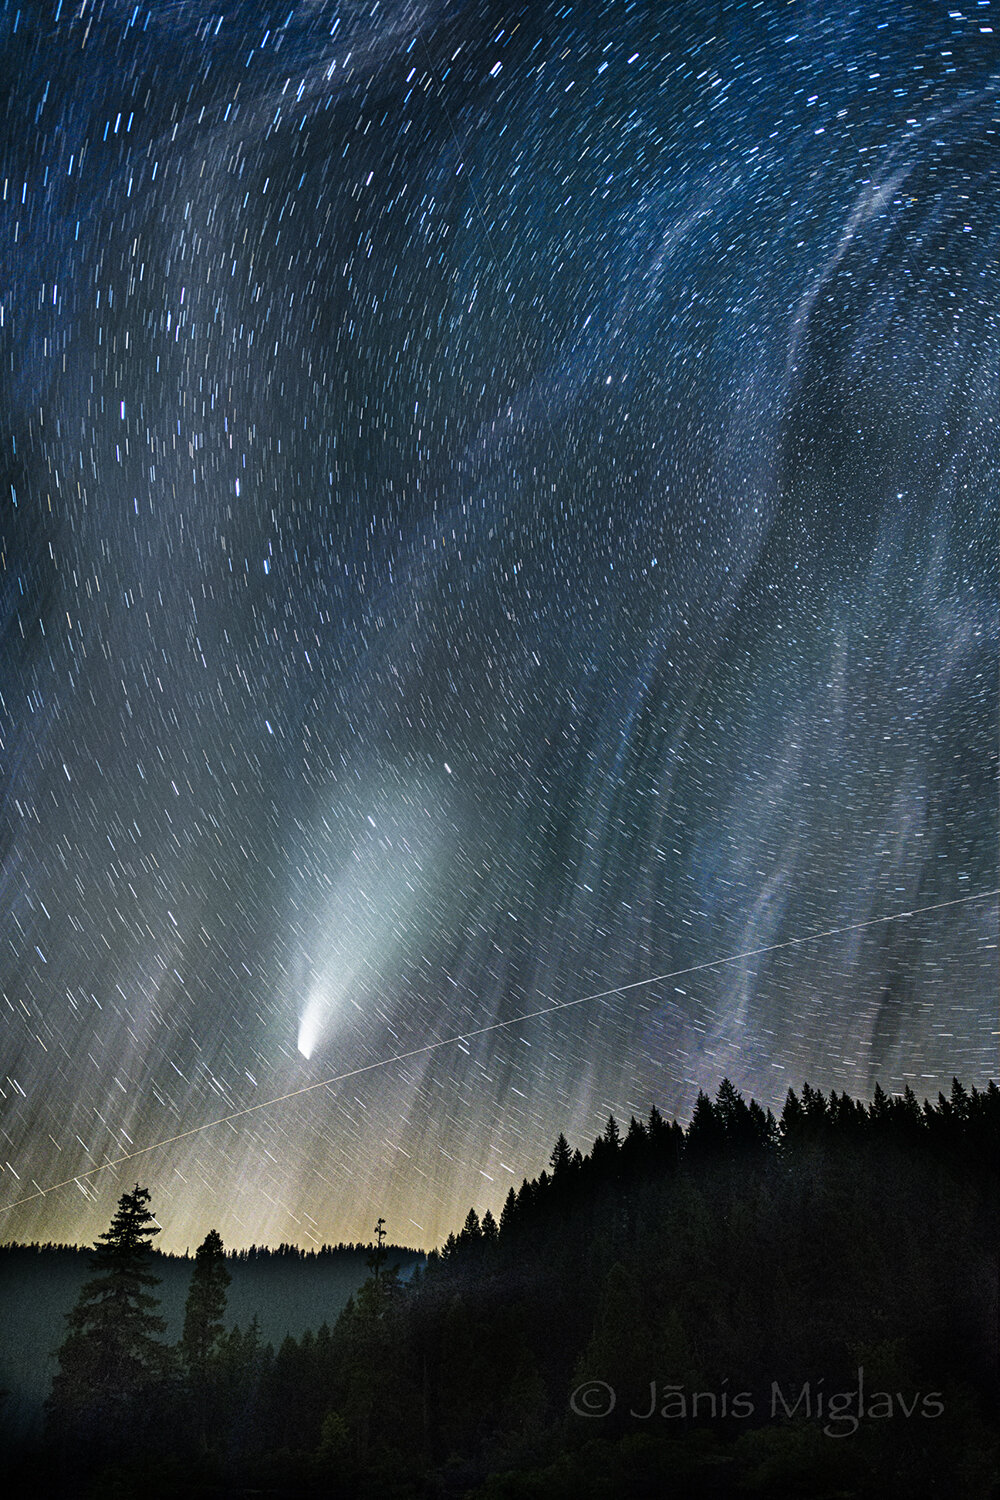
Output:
top-left (3, 1077), bottom-right (997, 1500)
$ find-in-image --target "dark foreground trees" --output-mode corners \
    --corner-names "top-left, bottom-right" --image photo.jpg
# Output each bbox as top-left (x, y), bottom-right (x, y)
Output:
top-left (266, 1077), bottom-right (998, 1499)
top-left (180, 1227), bottom-right (231, 1377)
top-left (31, 1078), bottom-right (1000, 1499)
top-left (44, 1186), bottom-right (242, 1479)
top-left (179, 1227), bottom-right (232, 1452)
top-left (45, 1183), bottom-right (167, 1449)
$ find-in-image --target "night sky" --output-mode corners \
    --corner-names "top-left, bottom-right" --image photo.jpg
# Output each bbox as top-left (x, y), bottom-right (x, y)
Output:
top-left (1, 0), bottom-right (997, 1253)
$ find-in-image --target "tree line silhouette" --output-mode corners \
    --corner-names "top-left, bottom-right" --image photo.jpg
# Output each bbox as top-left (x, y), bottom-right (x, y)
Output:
top-left (18, 1077), bottom-right (1000, 1497)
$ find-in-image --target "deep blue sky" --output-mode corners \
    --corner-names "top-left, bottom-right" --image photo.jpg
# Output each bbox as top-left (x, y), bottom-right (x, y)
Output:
top-left (1, 0), bottom-right (997, 1250)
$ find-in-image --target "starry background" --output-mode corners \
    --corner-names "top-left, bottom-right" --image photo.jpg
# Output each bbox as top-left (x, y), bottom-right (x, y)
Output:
top-left (0, 0), bottom-right (997, 1253)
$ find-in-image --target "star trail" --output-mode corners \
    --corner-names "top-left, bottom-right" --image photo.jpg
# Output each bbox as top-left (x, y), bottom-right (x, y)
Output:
top-left (1, 0), bottom-right (997, 1253)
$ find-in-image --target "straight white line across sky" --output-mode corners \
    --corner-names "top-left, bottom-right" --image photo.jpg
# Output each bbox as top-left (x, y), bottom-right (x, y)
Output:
top-left (2, 885), bottom-right (996, 1215)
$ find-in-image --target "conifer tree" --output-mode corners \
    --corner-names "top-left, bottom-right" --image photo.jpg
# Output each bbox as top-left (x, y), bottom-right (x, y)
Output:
top-left (685, 1090), bottom-right (726, 1157)
top-left (549, 1132), bottom-right (572, 1176)
top-left (47, 1183), bottom-right (167, 1446)
top-left (779, 1086), bottom-right (805, 1143)
top-left (460, 1207), bottom-right (482, 1242)
top-left (181, 1228), bottom-right (231, 1377)
top-left (499, 1186), bottom-right (518, 1236)
top-left (335, 1218), bottom-right (403, 1464)
top-left (366, 1215), bottom-right (388, 1286)
top-left (481, 1208), bottom-right (499, 1243)
top-left (362, 1215), bottom-right (401, 1309)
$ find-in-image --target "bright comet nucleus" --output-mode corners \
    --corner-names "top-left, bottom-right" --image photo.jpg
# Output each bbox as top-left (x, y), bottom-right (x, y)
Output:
top-left (289, 787), bottom-right (449, 1061)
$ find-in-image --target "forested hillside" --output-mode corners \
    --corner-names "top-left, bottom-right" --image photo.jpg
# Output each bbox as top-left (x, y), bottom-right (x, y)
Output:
top-left (0, 1237), bottom-right (421, 1440)
top-left (4, 1078), bottom-right (997, 1499)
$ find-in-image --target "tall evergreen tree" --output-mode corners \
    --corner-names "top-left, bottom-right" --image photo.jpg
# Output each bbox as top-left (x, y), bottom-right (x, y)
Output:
top-left (334, 1219), bottom-right (404, 1464)
top-left (367, 1215), bottom-right (388, 1287)
top-left (181, 1228), bottom-right (231, 1377)
top-left (47, 1183), bottom-right (167, 1446)
top-left (499, 1185), bottom-right (518, 1236)
top-left (549, 1132), bottom-right (572, 1177)
top-left (459, 1207), bottom-right (482, 1242)
top-left (481, 1208), bottom-right (499, 1244)
top-left (179, 1228), bottom-right (231, 1455)
top-left (779, 1086), bottom-right (806, 1143)
top-left (685, 1090), bottom-right (726, 1157)
top-left (362, 1215), bottom-right (401, 1309)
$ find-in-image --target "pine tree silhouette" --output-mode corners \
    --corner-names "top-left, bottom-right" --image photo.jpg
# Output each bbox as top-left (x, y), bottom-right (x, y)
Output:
top-left (179, 1228), bottom-right (231, 1453)
top-left (481, 1208), bottom-right (499, 1244)
top-left (181, 1228), bottom-right (231, 1377)
top-left (46, 1183), bottom-right (167, 1448)
top-left (549, 1132), bottom-right (572, 1176)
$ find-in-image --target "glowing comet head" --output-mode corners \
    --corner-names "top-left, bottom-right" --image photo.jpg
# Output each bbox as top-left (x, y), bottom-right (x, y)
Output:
top-left (297, 1010), bottom-right (319, 1060)
top-left (289, 787), bottom-right (448, 1061)
top-left (296, 963), bottom-right (359, 1060)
